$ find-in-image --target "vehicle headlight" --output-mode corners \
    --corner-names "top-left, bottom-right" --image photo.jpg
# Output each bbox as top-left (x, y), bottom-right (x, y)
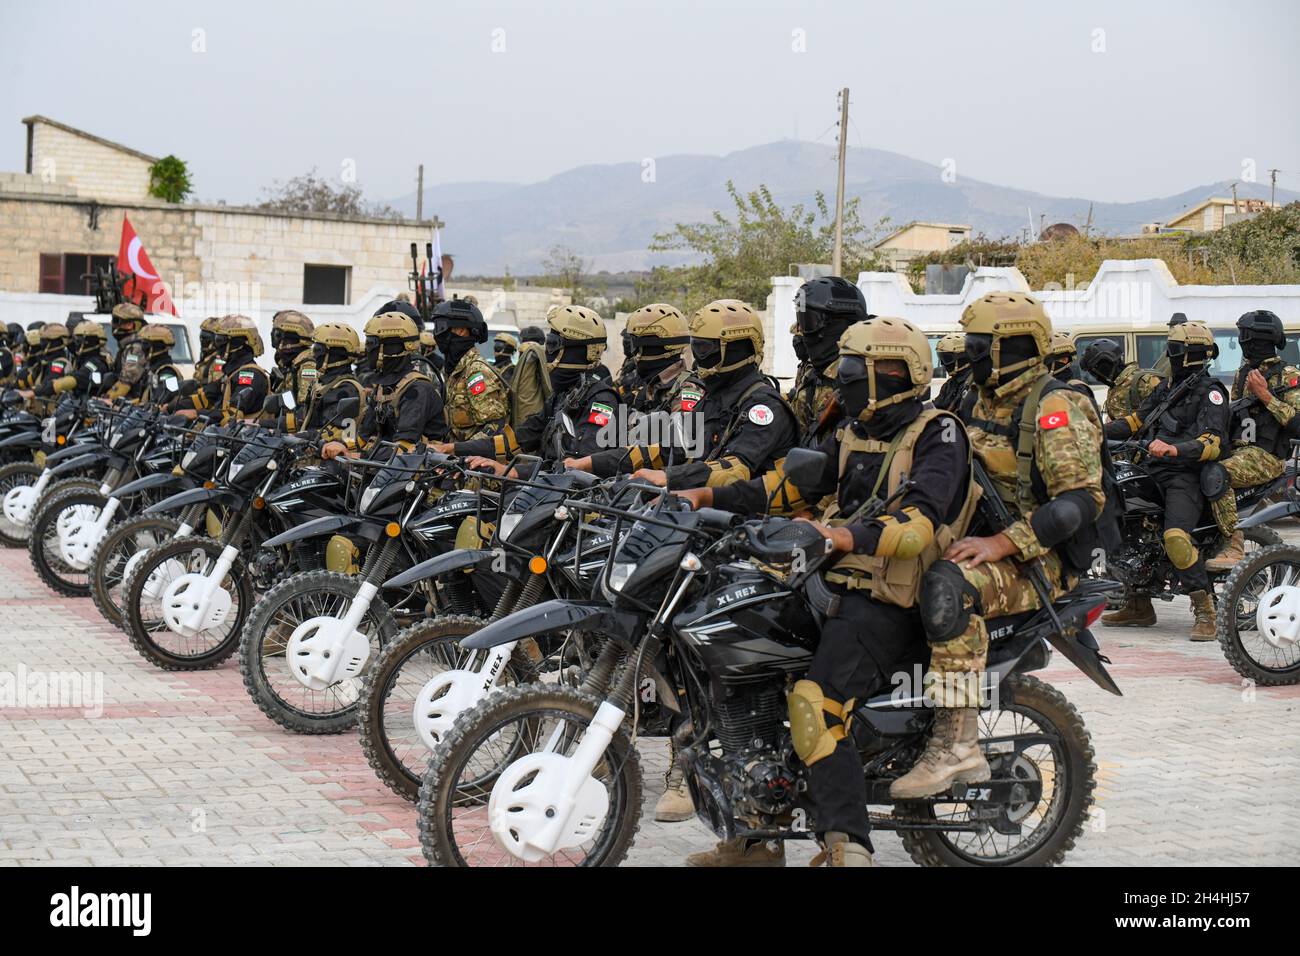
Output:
top-left (108, 432), bottom-right (121, 449)
top-left (182, 450), bottom-right (196, 468)
top-left (499, 512), bottom-right (522, 542)
top-left (227, 462), bottom-right (244, 480)
top-left (360, 484), bottom-right (380, 513)
top-left (608, 562), bottom-right (635, 593)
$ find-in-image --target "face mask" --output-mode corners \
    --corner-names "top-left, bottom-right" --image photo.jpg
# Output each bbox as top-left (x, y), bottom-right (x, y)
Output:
top-left (1242, 338), bottom-right (1275, 364)
top-left (545, 332), bottom-right (566, 366)
top-left (494, 347), bottom-right (514, 366)
top-left (965, 335), bottom-right (994, 385)
top-left (690, 338), bottom-right (722, 371)
top-left (793, 336), bottom-right (808, 364)
top-left (803, 329), bottom-right (842, 372)
top-left (438, 332), bottom-right (475, 368)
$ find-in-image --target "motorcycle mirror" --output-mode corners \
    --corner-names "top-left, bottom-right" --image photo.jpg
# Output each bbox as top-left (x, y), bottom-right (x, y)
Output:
top-left (782, 447), bottom-right (828, 492)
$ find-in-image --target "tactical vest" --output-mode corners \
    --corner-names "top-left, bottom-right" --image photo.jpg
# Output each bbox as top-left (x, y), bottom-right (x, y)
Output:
top-left (542, 373), bottom-right (610, 459)
top-left (308, 374), bottom-right (367, 443)
top-left (371, 370), bottom-right (431, 435)
top-left (220, 361), bottom-right (264, 421)
top-left (822, 408), bottom-right (979, 608)
top-left (969, 374), bottom-right (1120, 568)
top-left (147, 363), bottom-right (182, 404)
top-left (446, 354), bottom-right (508, 437)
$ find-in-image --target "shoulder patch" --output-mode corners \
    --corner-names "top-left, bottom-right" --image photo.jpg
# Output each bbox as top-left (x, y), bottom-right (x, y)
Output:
top-left (588, 401), bottom-right (613, 426)
top-left (748, 403), bottom-right (774, 426)
top-left (1038, 409), bottom-right (1069, 430)
top-left (468, 371), bottom-right (487, 395)
top-left (237, 371), bottom-right (255, 387)
top-left (679, 385), bottom-right (702, 412)
top-left (1208, 389), bottom-right (1224, 405)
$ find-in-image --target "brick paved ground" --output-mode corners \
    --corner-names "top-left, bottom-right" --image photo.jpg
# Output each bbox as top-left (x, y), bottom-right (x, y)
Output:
top-left (1, 544), bottom-right (1297, 867)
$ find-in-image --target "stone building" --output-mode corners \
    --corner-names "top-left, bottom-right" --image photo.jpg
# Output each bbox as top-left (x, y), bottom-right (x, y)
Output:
top-left (871, 221), bottom-right (972, 272)
top-left (0, 115), bottom-right (443, 332)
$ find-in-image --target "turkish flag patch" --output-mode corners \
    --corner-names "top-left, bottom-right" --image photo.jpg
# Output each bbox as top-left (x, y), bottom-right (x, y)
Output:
top-left (468, 372), bottom-right (486, 396)
top-left (680, 386), bottom-right (702, 412)
top-left (213, 359), bottom-right (225, 374)
top-left (50, 361), bottom-right (65, 375)
top-left (588, 401), bottom-right (613, 426)
top-left (1039, 410), bottom-right (1069, 430)
top-left (237, 371), bottom-right (255, 387)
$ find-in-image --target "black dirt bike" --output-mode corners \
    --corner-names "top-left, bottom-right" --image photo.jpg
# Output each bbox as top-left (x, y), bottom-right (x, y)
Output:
top-left (416, 448), bottom-right (1121, 867)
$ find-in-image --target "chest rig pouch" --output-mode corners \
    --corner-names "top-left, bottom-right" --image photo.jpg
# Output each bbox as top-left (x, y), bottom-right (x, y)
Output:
top-left (310, 375), bottom-right (366, 442)
top-left (822, 408), bottom-right (978, 609)
top-left (372, 370), bottom-right (429, 435)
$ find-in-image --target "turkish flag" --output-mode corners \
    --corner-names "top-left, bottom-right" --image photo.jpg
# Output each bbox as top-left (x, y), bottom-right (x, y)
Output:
top-left (116, 216), bottom-right (177, 315)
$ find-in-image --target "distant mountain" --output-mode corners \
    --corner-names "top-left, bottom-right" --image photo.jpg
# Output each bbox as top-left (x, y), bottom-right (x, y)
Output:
top-left (386, 141), bottom-right (1299, 274)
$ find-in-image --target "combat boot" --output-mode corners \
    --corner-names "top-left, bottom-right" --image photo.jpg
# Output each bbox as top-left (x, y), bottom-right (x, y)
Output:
top-left (653, 739), bottom-right (694, 823)
top-left (1206, 532), bottom-right (1245, 573)
top-left (685, 837), bottom-right (785, 867)
top-left (810, 831), bottom-right (874, 867)
top-left (1101, 594), bottom-right (1156, 627)
top-left (889, 708), bottom-right (990, 799)
top-left (1189, 590), bottom-right (1217, 641)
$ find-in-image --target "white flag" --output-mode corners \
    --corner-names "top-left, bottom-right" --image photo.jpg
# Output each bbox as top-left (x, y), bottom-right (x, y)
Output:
top-left (432, 228), bottom-right (445, 299)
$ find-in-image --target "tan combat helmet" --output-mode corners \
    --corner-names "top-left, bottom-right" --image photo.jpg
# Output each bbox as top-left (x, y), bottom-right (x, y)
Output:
top-left (365, 311), bottom-right (419, 371)
top-left (959, 292), bottom-right (1052, 387)
top-left (1048, 330), bottom-right (1076, 375)
top-left (546, 305), bottom-right (607, 370)
top-left (418, 329), bottom-right (437, 351)
top-left (72, 320), bottom-right (108, 356)
top-left (626, 304), bottom-right (689, 363)
top-left (837, 316), bottom-right (932, 419)
top-left (111, 302), bottom-right (145, 339)
top-left (313, 322), bottom-right (363, 372)
top-left (1167, 321), bottom-right (1215, 370)
top-left (220, 314), bottom-right (264, 358)
top-left (272, 309), bottom-right (315, 340)
top-left (494, 331), bottom-right (519, 352)
top-left (688, 299), bottom-right (764, 377)
top-left (199, 315), bottom-right (223, 334)
top-left (935, 331), bottom-right (967, 374)
top-left (40, 322), bottom-right (71, 346)
top-left (138, 323), bottom-right (176, 356)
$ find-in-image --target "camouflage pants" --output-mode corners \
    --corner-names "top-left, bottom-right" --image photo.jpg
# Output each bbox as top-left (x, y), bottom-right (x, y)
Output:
top-left (1210, 445), bottom-right (1285, 537)
top-left (926, 551), bottom-right (1067, 708)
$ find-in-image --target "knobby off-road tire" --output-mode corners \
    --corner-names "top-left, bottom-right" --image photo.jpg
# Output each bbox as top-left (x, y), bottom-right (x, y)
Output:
top-left (898, 674), bottom-right (1096, 867)
top-left (1216, 542), bottom-right (1300, 686)
top-left (238, 570), bottom-right (399, 735)
top-left (27, 487), bottom-right (107, 597)
top-left (418, 684), bottom-right (642, 868)
top-left (359, 614), bottom-right (539, 801)
top-left (0, 461), bottom-right (43, 547)
top-left (89, 514), bottom-right (182, 630)
top-left (121, 536), bottom-right (253, 671)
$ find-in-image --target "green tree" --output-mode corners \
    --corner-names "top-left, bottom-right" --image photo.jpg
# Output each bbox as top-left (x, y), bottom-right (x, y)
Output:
top-left (646, 181), bottom-right (890, 311)
top-left (258, 168), bottom-right (402, 220)
top-left (147, 155), bottom-right (192, 203)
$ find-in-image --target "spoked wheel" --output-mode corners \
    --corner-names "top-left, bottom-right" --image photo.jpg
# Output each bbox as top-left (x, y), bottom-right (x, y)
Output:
top-left (27, 488), bottom-right (106, 597)
top-left (0, 461), bottom-right (42, 547)
top-left (359, 615), bottom-right (543, 801)
top-left (121, 536), bottom-right (252, 670)
top-left (89, 514), bottom-right (182, 630)
top-left (898, 674), bottom-right (1095, 867)
top-left (238, 571), bottom-right (398, 734)
top-left (418, 685), bottom-right (642, 868)
top-left (1216, 543), bottom-right (1300, 686)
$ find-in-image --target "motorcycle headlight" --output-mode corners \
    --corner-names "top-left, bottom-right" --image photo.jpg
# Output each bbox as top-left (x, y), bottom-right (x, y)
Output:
top-left (499, 512), bottom-right (522, 542)
top-left (182, 449), bottom-right (197, 468)
top-left (227, 462), bottom-right (244, 481)
top-left (108, 432), bottom-right (121, 449)
top-left (360, 484), bottom-right (380, 513)
top-left (608, 562), bottom-right (635, 593)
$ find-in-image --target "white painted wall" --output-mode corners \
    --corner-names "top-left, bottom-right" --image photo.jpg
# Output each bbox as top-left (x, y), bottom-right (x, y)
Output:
top-left (853, 259), bottom-right (1300, 335)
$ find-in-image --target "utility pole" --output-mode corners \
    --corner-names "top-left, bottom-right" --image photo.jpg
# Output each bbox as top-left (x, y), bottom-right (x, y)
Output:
top-left (416, 164), bottom-right (425, 221)
top-left (1083, 203), bottom-right (1094, 238)
top-left (1230, 181), bottom-right (1239, 214)
top-left (1269, 168), bottom-right (1279, 208)
top-left (832, 87), bottom-right (849, 276)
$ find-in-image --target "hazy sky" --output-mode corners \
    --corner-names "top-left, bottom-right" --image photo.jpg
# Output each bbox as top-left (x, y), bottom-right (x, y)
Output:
top-left (2, 0), bottom-right (1297, 206)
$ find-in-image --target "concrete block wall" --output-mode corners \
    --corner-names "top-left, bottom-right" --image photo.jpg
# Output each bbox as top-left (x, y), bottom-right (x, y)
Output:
top-left (29, 123), bottom-right (153, 203)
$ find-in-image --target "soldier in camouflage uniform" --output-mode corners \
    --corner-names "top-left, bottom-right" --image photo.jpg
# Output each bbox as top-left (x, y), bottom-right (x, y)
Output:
top-left (269, 310), bottom-right (318, 409)
top-left (614, 327), bottom-right (641, 401)
top-left (676, 317), bottom-right (978, 867)
top-left (493, 332), bottom-right (519, 388)
top-left (901, 292), bottom-right (1107, 795)
top-left (1047, 331), bottom-right (1077, 382)
top-left (1080, 338), bottom-right (1162, 423)
top-left (1205, 310), bottom-right (1300, 571)
top-left (170, 316), bottom-right (270, 425)
top-left (194, 316), bottom-right (225, 386)
top-left (432, 298), bottom-right (509, 442)
top-left (790, 277), bottom-right (868, 444)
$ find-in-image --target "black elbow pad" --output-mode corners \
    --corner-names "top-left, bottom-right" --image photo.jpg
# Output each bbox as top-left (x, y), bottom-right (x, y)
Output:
top-left (1029, 491), bottom-right (1096, 549)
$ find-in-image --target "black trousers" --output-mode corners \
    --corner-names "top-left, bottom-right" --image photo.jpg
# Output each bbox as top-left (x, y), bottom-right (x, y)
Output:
top-left (1153, 466), bottom-right (1210, 593)
top-left (805, 593), bottom-right (927, 849)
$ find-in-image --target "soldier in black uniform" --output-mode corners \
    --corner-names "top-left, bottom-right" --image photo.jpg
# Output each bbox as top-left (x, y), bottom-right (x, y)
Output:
top-left (322, 311), bottom-right (439, 458)
top-left (933, 331), bottom-right (975, 415)
top-left (295, 323), bottom-right (366, 446)
top-left (136, 325), bottom-right (185, 405)
top-left (16, 324), bottom-right (72, 412)
top-left (170, 315), bottom-right (269, 424)
top-left (1104, 321), bottom-right (1228, 637)
top-left (448, 305), bottom-right (621, 468)
top-left (675, 317), bottom-right (976, 867)
top-left (31, 320), bottom-right (112, 401)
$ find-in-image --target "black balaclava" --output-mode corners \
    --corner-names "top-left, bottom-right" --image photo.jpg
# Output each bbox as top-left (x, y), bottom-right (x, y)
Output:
top-left (311, 344), bottom-right (354, 384)
top-left (494, 343), bottom-right (516, 369)
top-left (435, 329), bottom-right (477, 371)
top-left (272, 331), bottom-right (307, 370)
top-left (1242, 337), bottom-right (1277, 366)
top-left (793, 334), bottom-right (808, 364)
top-left (693, 339), bottom-right (757, 394)
top-left (967, 333), bottom-right (1038, 387)
top-left (200, 331), bottom-right (216, 361)
top-left (837, 359), bottom-right (918, 437)
top-left (633, 334), bottom-right (685, 381)
top-left (802, 320), bottom-right (850, 374)
top-left (545, 332), bottom-right (594, 394)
